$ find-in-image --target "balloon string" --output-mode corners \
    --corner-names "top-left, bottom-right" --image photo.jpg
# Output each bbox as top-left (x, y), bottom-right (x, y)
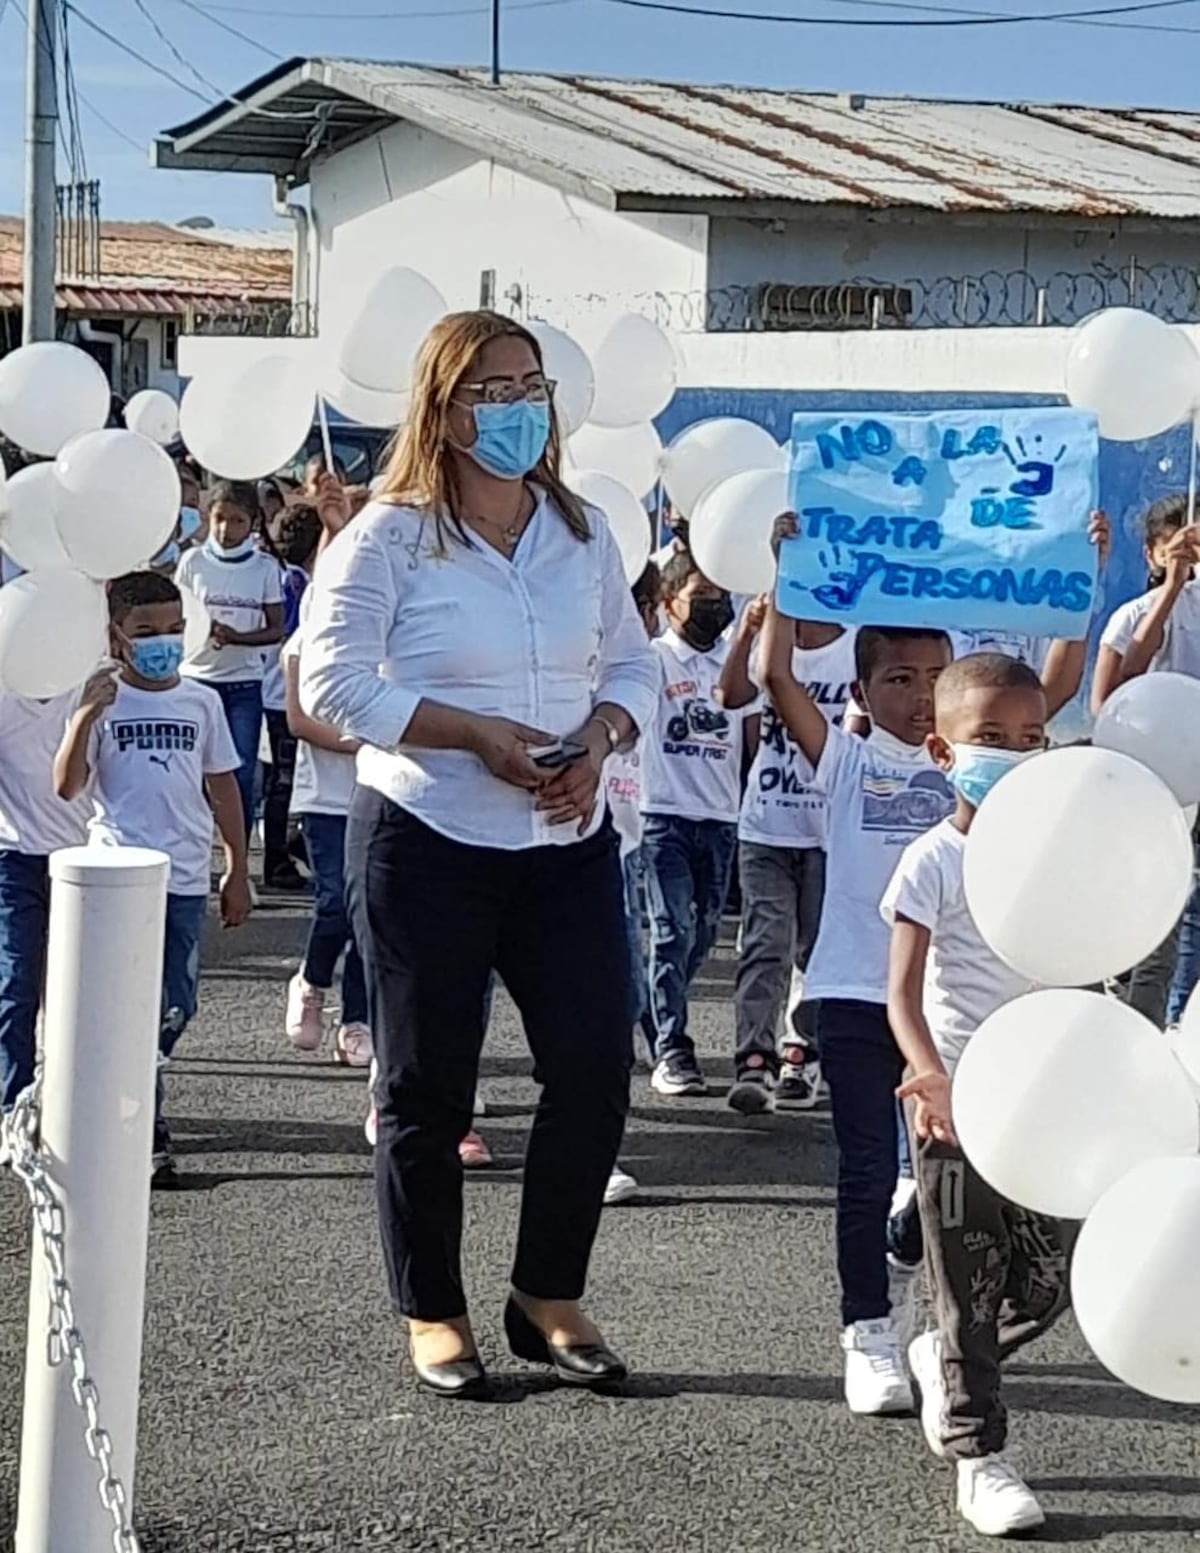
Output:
top-left (317, 394), bottom-right (335, 478)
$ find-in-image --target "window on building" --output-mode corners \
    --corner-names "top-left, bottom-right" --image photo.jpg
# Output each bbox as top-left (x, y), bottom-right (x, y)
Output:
top-left (161, 318), bottom-right (179, 369)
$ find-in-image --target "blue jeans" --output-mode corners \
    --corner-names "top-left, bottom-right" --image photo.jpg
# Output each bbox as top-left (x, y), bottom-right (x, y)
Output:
top-left (622, 847), bottom-right (656, 1058)
top-left (819, 998), bottom-right (906, 1325)
top-left (1169, 837), bottom-right (1200, 1023)
top-left (211, 680), bottom-right (263, 846)
top-left (642, 814), bottom-right (737, 1063)
top-left (156, 893), bottom-right (207, 1150)
top-left (301, 812), bottom-right (367, 1026)
top-left (0, 851), bottom-right (50, 1112)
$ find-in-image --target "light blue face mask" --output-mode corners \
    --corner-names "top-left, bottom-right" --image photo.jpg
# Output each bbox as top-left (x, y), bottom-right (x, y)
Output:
top-left (128, 634), bottom-right (185, 682)
top-left (949, 743), bottom-right (1035, 808)
top-left (466, 400), bottom-right (551, 481)
top-left (205, 534), bottom-right (257, 561)
top-left (179, 505), bottom-right (202, 542)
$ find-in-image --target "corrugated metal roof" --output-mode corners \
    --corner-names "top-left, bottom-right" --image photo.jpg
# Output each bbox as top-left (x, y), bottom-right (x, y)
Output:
top-left (157, 58), bottom-right (1200, 221)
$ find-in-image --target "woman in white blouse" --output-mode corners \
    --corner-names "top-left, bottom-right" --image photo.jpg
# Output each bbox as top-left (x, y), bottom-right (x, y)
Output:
top-left (302, 310), bottom-right (657, 1400)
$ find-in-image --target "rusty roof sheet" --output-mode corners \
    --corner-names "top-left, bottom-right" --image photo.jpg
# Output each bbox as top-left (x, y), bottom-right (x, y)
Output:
top-left (0, 217), bottom-right (293, 303)
top-left (157, 59), bottom-right (1200, 220)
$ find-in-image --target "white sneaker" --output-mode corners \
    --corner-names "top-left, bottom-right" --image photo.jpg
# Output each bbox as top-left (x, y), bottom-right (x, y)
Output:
top-left (335, 1022), bottom-right (373, 1068)
top-left (286, 974), bottom-right (325, 1052)
top-left (887, 1254), bottom-right (922, 1350)
top-left (604, 1165), bottom-right (639, 1205)
top-left (841, 1318), bottom-right (913, 1415)
top-left (473, 1087), bottom-right (487, 1118)
top-left (907, 1330), bottom-right (948, 1459)
top-left (890, 1174), bottom-right (918, 1221)
top-left (956, 1457), bottom-right (1045, 1537)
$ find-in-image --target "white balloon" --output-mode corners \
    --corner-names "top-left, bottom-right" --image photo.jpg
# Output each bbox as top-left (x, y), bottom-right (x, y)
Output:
top-left (1065, 308), bottom-right (1200, 441)
top-left (568, 422), bottom-right (662, 500)
top-left (124, 389), bottom-right (180, 446)
top-left (527, 323), bottom-right (594, 437)
top-left (1093, 672), bottom-right (1200, 805)
top-left (954, 989), bottom-right (1198, 1218)
top-left (336, 267), bottom-right (446, 395)
top-left (181, 355), bottom-right (315, 481)
top-left (568, 470), bottom-right (651, 584)
top-left (179, 582), bottom-right (211, 661)
top-left (0, 462), bottom-right (70, 572)
top-left (690, 467), bottom-right (789, 596)
top-left (0, 342), bottom-right (110, 457)
top-left (588, 314), bottom-right (677, 429)
top-left (1072, 1158), bottom-right (1200, 1402)
top-left (661, 418), bottom-right (783, 519)
top-left (964, 746), bottom-right (1192, 986)
top-left (320, 368), bottom-right (408, 430)
top-left (55, 430), bottom-right (181, 580)
top-left (0, 568), bottom-right (107, 697)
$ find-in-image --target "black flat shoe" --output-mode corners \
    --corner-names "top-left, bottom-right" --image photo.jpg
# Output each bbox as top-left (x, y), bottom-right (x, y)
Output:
top-left (410, 1351), bottom-right (490, 1400)
top-left (504, 1298), bottom-right (628, 1389)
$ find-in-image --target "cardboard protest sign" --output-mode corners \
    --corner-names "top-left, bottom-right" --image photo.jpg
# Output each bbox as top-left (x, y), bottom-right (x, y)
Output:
top-left (777, 409), bottom-right (1100, 638)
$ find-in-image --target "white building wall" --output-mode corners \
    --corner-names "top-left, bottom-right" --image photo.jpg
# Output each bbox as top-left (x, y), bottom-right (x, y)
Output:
top-left (309, 122), bottom-right (709, 337)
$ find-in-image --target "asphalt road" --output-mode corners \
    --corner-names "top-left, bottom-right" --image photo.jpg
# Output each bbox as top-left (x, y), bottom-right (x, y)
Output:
top-left (2, 891), bottom-right (1199, 1552)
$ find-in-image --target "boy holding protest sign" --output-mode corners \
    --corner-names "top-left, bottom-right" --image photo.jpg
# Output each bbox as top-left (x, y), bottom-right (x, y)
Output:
top-left (881, 652), bottom-right (1072, 1538)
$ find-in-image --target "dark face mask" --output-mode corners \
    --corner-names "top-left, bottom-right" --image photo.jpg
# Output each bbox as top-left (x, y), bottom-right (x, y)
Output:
top-left (681, 593), bottom-right (734, 650)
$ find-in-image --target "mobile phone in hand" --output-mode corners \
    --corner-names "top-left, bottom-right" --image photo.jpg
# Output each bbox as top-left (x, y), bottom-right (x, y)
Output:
top-left (529, 740), bottom-right (588, 771)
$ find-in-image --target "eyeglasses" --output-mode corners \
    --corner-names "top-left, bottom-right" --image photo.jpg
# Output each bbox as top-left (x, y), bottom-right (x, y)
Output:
top-left (456, 376), bottom-right (557, 406)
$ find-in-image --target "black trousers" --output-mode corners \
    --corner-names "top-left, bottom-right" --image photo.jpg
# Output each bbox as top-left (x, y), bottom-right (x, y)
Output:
top-left (346, 788), bottom-right (633, 1320)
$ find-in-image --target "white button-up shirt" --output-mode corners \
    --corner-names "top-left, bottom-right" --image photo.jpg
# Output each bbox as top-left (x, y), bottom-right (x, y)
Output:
top-left (300, 491), bottom-right (658, 851)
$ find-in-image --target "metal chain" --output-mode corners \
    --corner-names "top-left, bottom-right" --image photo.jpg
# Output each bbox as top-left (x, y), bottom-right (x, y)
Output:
top-left (2, 1074), bottom-right (141, 1553)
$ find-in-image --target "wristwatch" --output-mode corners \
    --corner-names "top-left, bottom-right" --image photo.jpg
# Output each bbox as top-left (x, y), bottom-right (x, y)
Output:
top-left (589, 712), bottom-right (622, 753)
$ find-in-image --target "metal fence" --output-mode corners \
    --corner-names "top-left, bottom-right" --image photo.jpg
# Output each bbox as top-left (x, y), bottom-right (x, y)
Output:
top-left (525, 264), bottom-right (1200, 332)
top-left (183, 299), bottom-right (314, 338)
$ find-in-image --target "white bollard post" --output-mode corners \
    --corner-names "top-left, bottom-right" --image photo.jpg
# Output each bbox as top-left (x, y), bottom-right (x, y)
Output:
top-left (15, 846), bottom-right (170, 1553)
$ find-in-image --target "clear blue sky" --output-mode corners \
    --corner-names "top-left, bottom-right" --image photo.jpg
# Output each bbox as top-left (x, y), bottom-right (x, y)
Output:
top-left (2, 0), bottom-right (1200, 227)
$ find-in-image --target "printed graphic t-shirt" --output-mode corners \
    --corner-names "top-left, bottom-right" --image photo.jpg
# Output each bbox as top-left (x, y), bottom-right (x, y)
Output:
top-left (605, 746), bottom-right (643, 858)
top-left (880, 817), bottom-right (1031, 1075)
top-left (639, 631), bottom-right (754, 825)
top-left (803, 723), bottom-right (956, 1005)
top-left (85, 679), bottom-right (241, 895)
top-left (951, 629), bottom-right (1051, 675)
top-left (0, 689), bottom-right (91, 854)
top-left (740, 629), bottom-right (857, 850)
top-left (176, 547), bottom-right (282, 684)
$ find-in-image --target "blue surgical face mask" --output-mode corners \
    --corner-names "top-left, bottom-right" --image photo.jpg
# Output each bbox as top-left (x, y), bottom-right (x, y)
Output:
top-left (179, 506), bottom-right (202, 542)
top-left (465, 400), bottom-right (551, 481)
top-left (949, 743), bottom-right (1036, 808)
top-left (127, 634), bottom-right (185, 682)
top-left (205, 534), bottom-right (257, 561)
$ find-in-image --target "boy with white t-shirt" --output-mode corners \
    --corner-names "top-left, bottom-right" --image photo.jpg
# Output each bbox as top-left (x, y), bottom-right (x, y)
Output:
top-left (55, 572), bottom-right (252, 1182)
top-left (641, 551), bottom-right (753, 1097)
top-left (719, 601), bottom-right (856, 1114)
top-left (0, 689), bottom-right (91, 1134)
top-left (882, 653), bottom-right (1075, 1539)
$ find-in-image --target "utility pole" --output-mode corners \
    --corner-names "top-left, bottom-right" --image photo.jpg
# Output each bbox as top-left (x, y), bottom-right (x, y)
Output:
top-left (491, 0), bottom-right (500, 85)
top-left (23, 0), bottom-right (58, 344)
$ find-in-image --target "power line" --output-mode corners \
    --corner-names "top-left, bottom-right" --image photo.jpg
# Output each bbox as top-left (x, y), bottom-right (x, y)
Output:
top-left (127, 0), bottom-right (266, 99)
top-left (195, 0), bottom-right (573, 15)
top-left (605, 0), bottom-right (1200, 24)
top-left (749, 0), bottom-right (1200, 30)
top-left (74, 86), bottom-right (146, 151)
top-left (166, 0), bottom-right (280, 58)
top-left (65, 3), bottom-right (210, 98)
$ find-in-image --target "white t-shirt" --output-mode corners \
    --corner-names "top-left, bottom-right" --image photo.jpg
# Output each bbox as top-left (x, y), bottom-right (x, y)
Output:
top-left (0, 690), bottom-right (90, 855)
top-left (175, 547), bottom-right (282, 684)
top-left (880, 818), bottom-right (1032, 1075)
top-left (281, 610), bottom-right (357, 818)
top-left (1100, 580), bottom-right (1200, 678)
top-left (84, 679), bottom-right (241, 895)
top-left (951, 629), bottom-right (1051, 674)
top-left (740, 629), bottom-right (857, 850)
top-left (804, 724), bottom-right (956, 1005)
top-left (604, 747), bottom-right (643, 858)
top-left (639, 632), bottom-right (753, 825)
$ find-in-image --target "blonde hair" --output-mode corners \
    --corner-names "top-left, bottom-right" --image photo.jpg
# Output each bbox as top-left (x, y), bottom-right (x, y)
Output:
top-left (376, 310), bottom-right (590, 544)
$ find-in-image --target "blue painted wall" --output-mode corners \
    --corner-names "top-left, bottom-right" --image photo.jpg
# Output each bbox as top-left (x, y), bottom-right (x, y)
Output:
top-left (659, 387), bottom-right (1192, 727)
